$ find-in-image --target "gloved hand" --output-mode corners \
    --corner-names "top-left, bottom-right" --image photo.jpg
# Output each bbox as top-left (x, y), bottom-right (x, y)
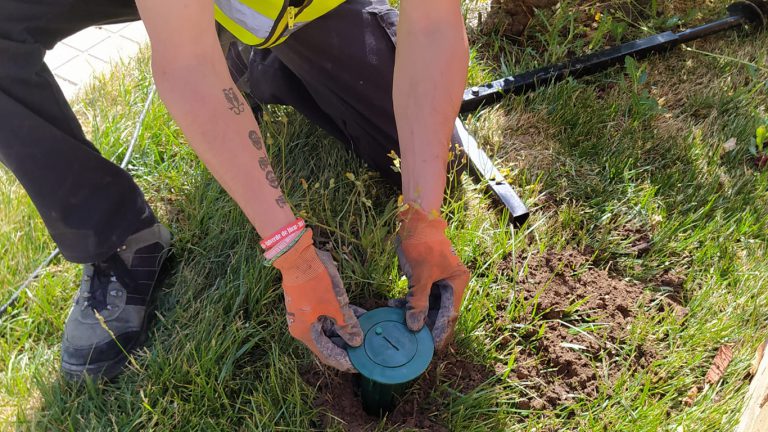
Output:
top-left (272, 228), bottom-right (363, 372)
top-left (394, 205), bottom-right (470, 350)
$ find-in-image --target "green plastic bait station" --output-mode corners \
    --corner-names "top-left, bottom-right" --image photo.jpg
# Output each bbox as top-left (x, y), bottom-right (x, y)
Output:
top-left (347, 307), bottom-right (434, 416)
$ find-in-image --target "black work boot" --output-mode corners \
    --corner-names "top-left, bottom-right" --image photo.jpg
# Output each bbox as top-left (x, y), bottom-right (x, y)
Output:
top-left (61, 223), bottom-right (172, 381)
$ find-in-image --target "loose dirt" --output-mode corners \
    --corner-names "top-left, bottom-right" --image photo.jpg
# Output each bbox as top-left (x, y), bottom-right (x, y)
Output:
top-left (615, 225), bottom-right (653, 257)
top-left (497, 249), bottom-right (658, 409)
top-left (304, 249), bottom-right (662, 427)
top-left (653, 270), bottom-right (689, 320)
top-left (479, 0), bottom-right (656, 40)
top-left (301, 353), bottom-right (493, 431)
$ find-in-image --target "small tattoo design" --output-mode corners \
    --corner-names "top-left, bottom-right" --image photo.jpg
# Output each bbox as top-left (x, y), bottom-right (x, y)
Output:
top-left (275, 195), bottom-right (288, 208)
top-left (248, 130), bottom-right (262, 150)
top-left (265, 170), bottom-right (280, 189)
top-left (258, 156), bottom-right (270, 171)
top-left (223, 88), bottom-right (245, 115)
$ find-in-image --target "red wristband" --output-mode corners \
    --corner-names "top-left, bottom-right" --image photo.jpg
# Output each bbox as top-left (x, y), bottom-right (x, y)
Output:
top-left (263, 228), bottom-right (305, 263)
top-left (260, 218), bottom-right (305, 250)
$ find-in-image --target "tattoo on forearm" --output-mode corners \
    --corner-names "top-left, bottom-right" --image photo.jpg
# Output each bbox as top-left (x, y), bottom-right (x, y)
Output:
top-left (275, 195), bottom-right (288, 208)
top-left (252, 131), bottom-right (279, 189)
top-left (265, 170), bottom-right (280, 189)
top-left (248, 130), bottom-right (263, 150)
top-left (258, 156), bottom-right (270, 171)
top-left (223, 88), bottom-right (245, 115)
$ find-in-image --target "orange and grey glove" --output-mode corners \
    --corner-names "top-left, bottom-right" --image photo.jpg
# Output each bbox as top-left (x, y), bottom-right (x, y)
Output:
top-left (272, 229), bottom-right (363, 372)
top-left (393, 205), bottom-right (470, 350)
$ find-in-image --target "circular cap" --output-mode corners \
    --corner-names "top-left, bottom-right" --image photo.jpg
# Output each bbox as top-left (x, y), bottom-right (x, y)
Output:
top-left (348, 308), bottom-right (434, 385)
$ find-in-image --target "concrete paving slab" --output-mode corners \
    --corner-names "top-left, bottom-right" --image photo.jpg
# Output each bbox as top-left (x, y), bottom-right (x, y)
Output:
top-left (87, 35), bottom-right (142, 63)
top-left (60, 27), bottom-right (111, 52)
top-left (44, 21), bottom-right (149, 100)
top-left (54, 55), bottom-right (108, 88)
top-left (43, 43), bottom-right (80, 70)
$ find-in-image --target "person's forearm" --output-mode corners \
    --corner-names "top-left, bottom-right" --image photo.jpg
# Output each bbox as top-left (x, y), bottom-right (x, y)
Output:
top-left (153, 62), bottom-right (295, 237)
top-left (394, 0), bottom-right (469, 213)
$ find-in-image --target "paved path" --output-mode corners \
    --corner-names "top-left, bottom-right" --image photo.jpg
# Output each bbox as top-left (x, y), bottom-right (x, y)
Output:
top-left (44, 22), bottom-right (149, 100)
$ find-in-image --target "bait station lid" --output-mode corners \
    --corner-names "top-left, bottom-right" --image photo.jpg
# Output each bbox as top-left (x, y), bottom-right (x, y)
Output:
top-left (348, 307), bottom-right (434, 385)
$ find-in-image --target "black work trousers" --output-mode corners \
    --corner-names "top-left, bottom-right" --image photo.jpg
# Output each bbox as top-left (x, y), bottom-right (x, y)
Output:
top-left (0, 0), bottom-right (154, 263)
top-left (0, 0), bottom-right (459, 264)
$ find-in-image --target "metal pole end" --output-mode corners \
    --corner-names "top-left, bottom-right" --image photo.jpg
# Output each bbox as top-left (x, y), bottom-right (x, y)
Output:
top-left (511, 211), bottom-right (530, 229)
top-left (728, 1), bottom-right (768, 29)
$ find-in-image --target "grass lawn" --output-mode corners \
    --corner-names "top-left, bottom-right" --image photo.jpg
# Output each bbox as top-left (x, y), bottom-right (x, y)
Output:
top-left (2, 0), bottom-right (768, 430)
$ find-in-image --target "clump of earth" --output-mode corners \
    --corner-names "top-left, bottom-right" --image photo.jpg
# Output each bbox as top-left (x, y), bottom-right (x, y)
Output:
top-left (480, 0), bottom-right (657, 39)
top-left (497, 249), bottom-right (660, 409)
top-left (481, 0), bottom-right (559, 38)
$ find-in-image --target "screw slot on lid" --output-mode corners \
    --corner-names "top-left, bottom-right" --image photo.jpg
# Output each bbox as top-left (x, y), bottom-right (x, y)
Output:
top-left (382, 335), bottom-right (400, 351)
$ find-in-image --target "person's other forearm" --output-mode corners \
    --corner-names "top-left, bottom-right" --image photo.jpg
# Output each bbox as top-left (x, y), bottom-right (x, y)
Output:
top-left (393, 0), bottom-right (469, 213)
top-left (153, 63), bottom-right (294, 237)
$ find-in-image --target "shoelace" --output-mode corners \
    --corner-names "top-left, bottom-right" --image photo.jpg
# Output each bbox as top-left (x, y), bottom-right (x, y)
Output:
top-left (79, 254), bottom-right (137, 313)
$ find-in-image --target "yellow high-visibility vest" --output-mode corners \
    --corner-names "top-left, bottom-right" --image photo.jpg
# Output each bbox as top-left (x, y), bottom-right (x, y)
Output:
top-left (214, 0), bottom-right (344, 47)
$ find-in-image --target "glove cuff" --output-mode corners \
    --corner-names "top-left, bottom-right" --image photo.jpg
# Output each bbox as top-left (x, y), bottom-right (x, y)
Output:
top-left (271, 228), bottom-right (316, 273)
top-left (398, 205), bottom-right (448, 242)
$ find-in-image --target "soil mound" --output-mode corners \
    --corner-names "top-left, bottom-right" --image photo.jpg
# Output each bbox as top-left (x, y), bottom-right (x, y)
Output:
top-left (498, 249), bottom-right (657, 409)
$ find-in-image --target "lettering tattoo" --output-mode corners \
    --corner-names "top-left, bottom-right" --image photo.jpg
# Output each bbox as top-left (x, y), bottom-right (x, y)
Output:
top-left (265, 170), bottom-right (280, 189)
top-left (275, 195), bottom-right (288, 208)
top-left (248, 130), bottom-right (263, 150)
top-left (223, 88), bottom-right (245, 115)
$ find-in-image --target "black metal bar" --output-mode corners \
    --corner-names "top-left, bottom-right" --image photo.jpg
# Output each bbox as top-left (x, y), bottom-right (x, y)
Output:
top-left (461, 32), bottom-right (679, 113)
top-left (677, 15), bottom-right (745, 43)
top-left (456, 120), bottom-right (530, 227)
top-left (457, 1), bottom-right (766, 227)
top-left (461, 0), bottom-right (766, 114)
